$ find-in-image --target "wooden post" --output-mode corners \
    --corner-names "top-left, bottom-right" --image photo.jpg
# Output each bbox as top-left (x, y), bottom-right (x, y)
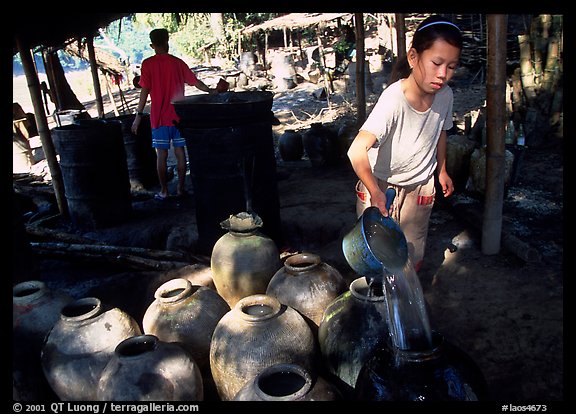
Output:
top-left (103, 70), bottom-right (120, 117)
top-left (355, 13), bottom-right (366, 127)
top-left (87, 35), bottom-right (105, 118)
top-left (482, 14), bottom-right (508, 256)
top-left (16, 36), bottom-right (68, 218)
top-left (316, 31), bottom-right (333, 105)
top-left (395, 13), bottom-right (406, 59)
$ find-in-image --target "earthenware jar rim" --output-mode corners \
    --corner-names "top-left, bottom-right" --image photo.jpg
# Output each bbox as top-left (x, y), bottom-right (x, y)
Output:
top-left (154, 278), bottom-right (197, 303)
top-left (255, 363), bottom-right (312, 401)
top-left (350, 277), bottom-right (386, 302)
top-left (220, 212), bottom-right (263, 234)
top-left (236, 294), bottom-right (282, 323)
top-left (115, 334), bottom-right (159, 360)
top-left (60, 297), bottom-right (103, 322)
top-left (13, 280), bottom-right (48, 304)
top-left (284, 253), bottom-right (322, 274)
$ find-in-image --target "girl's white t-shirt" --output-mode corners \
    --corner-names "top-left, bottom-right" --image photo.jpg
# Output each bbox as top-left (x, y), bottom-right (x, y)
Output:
top-left (360, 79), bottom-right (453, 187)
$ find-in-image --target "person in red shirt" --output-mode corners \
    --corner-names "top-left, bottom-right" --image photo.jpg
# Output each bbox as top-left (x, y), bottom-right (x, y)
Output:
top-left (131, 28), bottom-right (216, 200)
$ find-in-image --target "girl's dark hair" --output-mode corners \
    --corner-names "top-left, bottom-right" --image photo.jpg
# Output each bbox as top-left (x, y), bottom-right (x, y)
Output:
top-left (388, 15), bottom-right (463, 84)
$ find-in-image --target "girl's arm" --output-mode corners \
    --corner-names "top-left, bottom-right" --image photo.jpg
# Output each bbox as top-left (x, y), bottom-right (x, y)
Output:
top-left (347, 130), bottom-right (389, 216)
top-left (436, 130), bottom-right (454, 197)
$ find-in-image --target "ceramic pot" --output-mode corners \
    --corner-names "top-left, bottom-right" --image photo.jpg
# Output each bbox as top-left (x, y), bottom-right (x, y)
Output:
top-left (317, 277), bottom-right (390, 398)
top-left (41, 297), bottom-right (141, 401)
top-left (142, 278), bottom-right (229, 400)
top-left (13, 280), bottom-right (73, 401)
top-left (233, 363), bottom-right (342, 401)
top-left (355, 331), bottom-right (489, 401)
top-left (210, 294), bottom-right (317, 401)
top-left (302, 122), bottom-right (340, 167)
top-left (266, 252), bottom-right (347, 329)
top-left (278, 129), bottom-right (304, 161)
top-left (97, 334), bottom-right (204, 401)
top-left (211, 212), bottom-right (282, 308)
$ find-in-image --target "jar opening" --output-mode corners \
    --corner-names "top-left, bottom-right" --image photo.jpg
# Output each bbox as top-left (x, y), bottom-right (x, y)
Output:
top-left (244, 304), bottom-right (273, 317)
top-left (350, 277), bottom-right (386, 301)
top-left (15, 287), bottom-right (40, 297)
top-left (259, 371), bottom-right (307, 396)
top-left (155, 278), bottom-right (192, 302)
top-left (117, 335), bottom-right (158, 357)
top-left (13, 281), bottom-right (46, 301)
top-left (61, 297), bottom-right (101, 320)
top-left (161, 287), bottom-right (186, 299)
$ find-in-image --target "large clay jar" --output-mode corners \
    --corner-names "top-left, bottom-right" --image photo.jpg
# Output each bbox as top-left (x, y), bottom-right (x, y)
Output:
top-left (142, 278), bottom-right (230, 399)
top-left (210, 294), bottom-right (317, 401)
top-left (317, 277), bottom-right (390, 398)
top-left (97, 334), bottom-right (204, 401)
top-left (13, 280), bottom-right (73, 401)
top-left (211, 212), bottom-right (282, 308)
top-left (233, 363), bottom-right (342, 401)
top-left (355, 331), bottom-right (489, 401)
top-left (278, 129), bottom-right (304, 161)
top-left (41, 297), bottom-right (142, 401)
top-left (266, 252), bottom-right (347, 331)
top-left (302, 122), bottom-right (340, 167)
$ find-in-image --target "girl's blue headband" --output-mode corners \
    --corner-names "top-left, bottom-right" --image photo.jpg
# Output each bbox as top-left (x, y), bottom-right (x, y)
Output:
top-left (417, 21), bottom-right (461, 32)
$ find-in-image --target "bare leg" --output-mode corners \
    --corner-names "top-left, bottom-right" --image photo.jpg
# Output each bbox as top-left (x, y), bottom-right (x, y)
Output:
top-left (174, 146), bottom-right (187, 196)
top-left (156, 148), bottom-right (169, 198)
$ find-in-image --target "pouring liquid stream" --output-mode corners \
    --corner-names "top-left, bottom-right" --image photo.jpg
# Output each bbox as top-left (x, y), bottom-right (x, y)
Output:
top-left (366, 219), bottom-right (433, 351)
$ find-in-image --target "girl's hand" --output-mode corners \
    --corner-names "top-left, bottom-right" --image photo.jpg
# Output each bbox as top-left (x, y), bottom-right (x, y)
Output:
top-left (438, 171), bottom-right (454, 197)
top-left (370, 189), bottom-right (391, 217)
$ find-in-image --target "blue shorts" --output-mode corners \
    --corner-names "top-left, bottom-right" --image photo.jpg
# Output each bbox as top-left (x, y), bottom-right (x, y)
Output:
top-left (152, 126), bottom-right (186, 149)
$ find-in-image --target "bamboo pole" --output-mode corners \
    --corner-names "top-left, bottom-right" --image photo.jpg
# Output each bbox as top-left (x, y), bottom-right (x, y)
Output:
top-left (87, 36), bottom-right (105, 118)
top-left (542, 37), bottom-right (559, 93)
top-left (518, 34), bottom-right (537, 103)
top-left (482, 14), bottom-right (508, 256)
top-left (16, 36), bottom-right (68, 218)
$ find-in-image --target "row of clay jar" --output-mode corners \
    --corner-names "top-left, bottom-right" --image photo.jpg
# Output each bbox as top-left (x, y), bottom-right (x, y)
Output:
top-left (13, 265), bottom-right (392, 402)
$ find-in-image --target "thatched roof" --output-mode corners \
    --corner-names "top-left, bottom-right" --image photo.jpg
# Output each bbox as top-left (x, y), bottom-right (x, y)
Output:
top-left (241, 12), bottom-right (353, 35)
top-left (13, 13), bottom-right (131, 53)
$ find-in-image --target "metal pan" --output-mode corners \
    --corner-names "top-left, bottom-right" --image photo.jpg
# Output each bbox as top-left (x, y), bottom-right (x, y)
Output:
top-left (342, 187), bottom-right (409, 279)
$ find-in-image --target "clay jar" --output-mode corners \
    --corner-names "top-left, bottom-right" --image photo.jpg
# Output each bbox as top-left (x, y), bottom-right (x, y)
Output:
top-left (278, 129), bottom-right (304, 161)
top-left (97, 334), bottom-right (204, 401)
top-left (317, 277), bottom-right (390, 398)
top-left (302, 122), bottom-right (340, 167)
top-left (142, 278), bottom-right (230, 397)
top-left (266, 252), bottom-right (347, 330)
top-left (41, 297), bottom-right (141, 401)
top-left (233, 363), bottom-right (342, 401)
top-left (210, 294), bottom-right (317, 401)
top-left (13, 280), bottom-right (73, 401)
top-left (211, 212), bottom-right (282, 308)
top-left (355, 331), bottom-right (489, 401)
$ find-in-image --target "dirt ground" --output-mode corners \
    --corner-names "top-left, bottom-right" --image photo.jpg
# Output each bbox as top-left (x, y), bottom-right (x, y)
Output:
top-left (13, 68), bottom-right (564, 403)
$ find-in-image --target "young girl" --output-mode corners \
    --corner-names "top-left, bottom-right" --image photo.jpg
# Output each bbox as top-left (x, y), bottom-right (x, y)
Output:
top-left (347, 15), bottom-right (462, 272)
